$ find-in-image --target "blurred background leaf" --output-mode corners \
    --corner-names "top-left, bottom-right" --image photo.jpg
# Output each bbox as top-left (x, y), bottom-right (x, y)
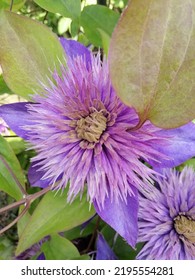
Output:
top-left (34, 0), bottom-right (81, 20)
top-left (80, 5), bottom-right (119, 47)
top-left (0, 0), bottom-right (26, 11)
top-left (0, 235), bottom-right (15, 260)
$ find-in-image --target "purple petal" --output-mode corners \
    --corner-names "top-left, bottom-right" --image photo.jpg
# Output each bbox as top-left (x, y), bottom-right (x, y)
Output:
top-left (37, 253), bottom-right (45, 260)
top-left (28, 163), bottom-right (51, 189)
top-left (150, 122), bottom-right (195, 168)
top-left (96, 233), bottom-right (118, 260)
top-left (60, 38), bottom-right (91, 66)
top-left (94, 188), bottom-right (138, 248)
top-left (0, 102), bottom-right (33, 140)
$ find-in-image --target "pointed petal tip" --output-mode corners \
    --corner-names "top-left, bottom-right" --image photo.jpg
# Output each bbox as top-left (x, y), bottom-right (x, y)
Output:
top-left (94, 188), bottom-right (138, 248)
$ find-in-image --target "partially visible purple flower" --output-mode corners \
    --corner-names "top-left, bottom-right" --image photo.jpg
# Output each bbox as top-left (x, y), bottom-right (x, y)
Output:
top-left (0, 118), bottom-right (9, 135)
top-left (96, 233), bottom-right (118, 260)
top-left (37, 252), bottom-right (45, 260)
top-left (137, 167), bottom-right (195, 260)
top-left (0, 39), bottom-right (195, 248)
top-left (16, 237), bottom-right (48, 260)
top-left (16, 243), bottom-right (42, 260)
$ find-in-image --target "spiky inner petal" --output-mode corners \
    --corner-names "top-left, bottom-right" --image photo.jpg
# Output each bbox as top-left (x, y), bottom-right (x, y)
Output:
top-left (24, 54), bottom-right (173, 207)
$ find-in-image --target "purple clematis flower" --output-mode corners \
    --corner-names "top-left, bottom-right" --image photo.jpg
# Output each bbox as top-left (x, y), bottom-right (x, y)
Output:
top-left (0, 39), bottom-right (195, 248)
top-left (137, 167), bottom-right (195, 260)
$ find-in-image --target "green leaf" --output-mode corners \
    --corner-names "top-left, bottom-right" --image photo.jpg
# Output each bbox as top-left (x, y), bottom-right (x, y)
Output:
top-left (98, 28), bottom-right (110, 56)
top-left (42, 234), bottom-right (80, 260)
top-left (178, 158), bottom-right (195, 172)
top-left (0, 75), bottom-right (13, 95)
top-left (16, 189), bottom-right (95, 255)
top-left (109, 0), bottom-right (195, 129)
top-left (0, 10), bottom-right (65, 99)
top-left (0, 0), bottom-right (25, 11)
top-left (73, 254), bottom-right (90, 260)
top-left (34, 0), bottom-right (81, 19)
top-left (81, 5), bottom-right (119, 47)
top-left (0, 236), bottom-right (14, 260)
top-left (17, 206), bottom-right (31, 238)
top-left (6, 137), bottom-right (26, 155)
top-left (0, 135), bottom-right (25, 200)
top-left (58, 17), bottom-right (71, 35)
top-left (70, 18), bottom-right (80, 37)
top-left (64, 220), bottom-right (96, 241)
top-left (78, 33), bottom-right (90, 47)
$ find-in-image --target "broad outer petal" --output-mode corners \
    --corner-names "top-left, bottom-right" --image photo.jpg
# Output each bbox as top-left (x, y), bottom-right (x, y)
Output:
top-left (94, 187), bottom-right (138, 248)
top-left (96, 233), bottom-right (118, 260)
top-left (150, 122), bottom-right (195, 168)
top-left (28, 163), bottom-right (51, 189)
top-left (60, 38), bottom-right (91, 66)
top-left (0, 102), bottom-right (33, 140)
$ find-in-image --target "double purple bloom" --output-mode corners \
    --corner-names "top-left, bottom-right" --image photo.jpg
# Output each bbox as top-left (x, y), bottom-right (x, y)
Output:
top-left (0, 39), bottom-right (195, 248)
top-left (137, 167), bottom-right (195, 259)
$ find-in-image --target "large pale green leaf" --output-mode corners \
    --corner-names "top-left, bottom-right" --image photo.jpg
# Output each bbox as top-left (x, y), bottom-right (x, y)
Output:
top-left (0, 10), bottom-right (65, 99)
top-left (16, 189), bottom-right (95, 255)
top-left (41, 234), bottom-right (80, 260)
top-left (81, 5), bottom-right (119, 47)
top-left (109, 0), bottom-right (195, 128)
top-left (0, 135), bottom-right (25, 200)
top-left (0, 0), bottom-right (25, 11)
top-left (34, 0), bottom-right (81, 19)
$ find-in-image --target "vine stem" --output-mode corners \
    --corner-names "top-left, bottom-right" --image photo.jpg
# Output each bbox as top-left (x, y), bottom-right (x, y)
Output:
top-left (0, 206), bottom-right (29, 235)
top-left (43, 11), bottom-right (48, 23)
top-left (0, 198), bottom-right (26, 215)
top-left (0, 185), bottom-right (51, 235)
top-left (81, 217), bottom-right (101, 254)
top-left (10, 0), bottom-right (14, 11)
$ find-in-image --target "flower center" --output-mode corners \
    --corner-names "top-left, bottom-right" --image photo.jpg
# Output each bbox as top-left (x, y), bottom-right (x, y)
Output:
top-left (174, 215), bottom-right (195, 243)
top-left (76, 111), bottom-right (107, 143)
